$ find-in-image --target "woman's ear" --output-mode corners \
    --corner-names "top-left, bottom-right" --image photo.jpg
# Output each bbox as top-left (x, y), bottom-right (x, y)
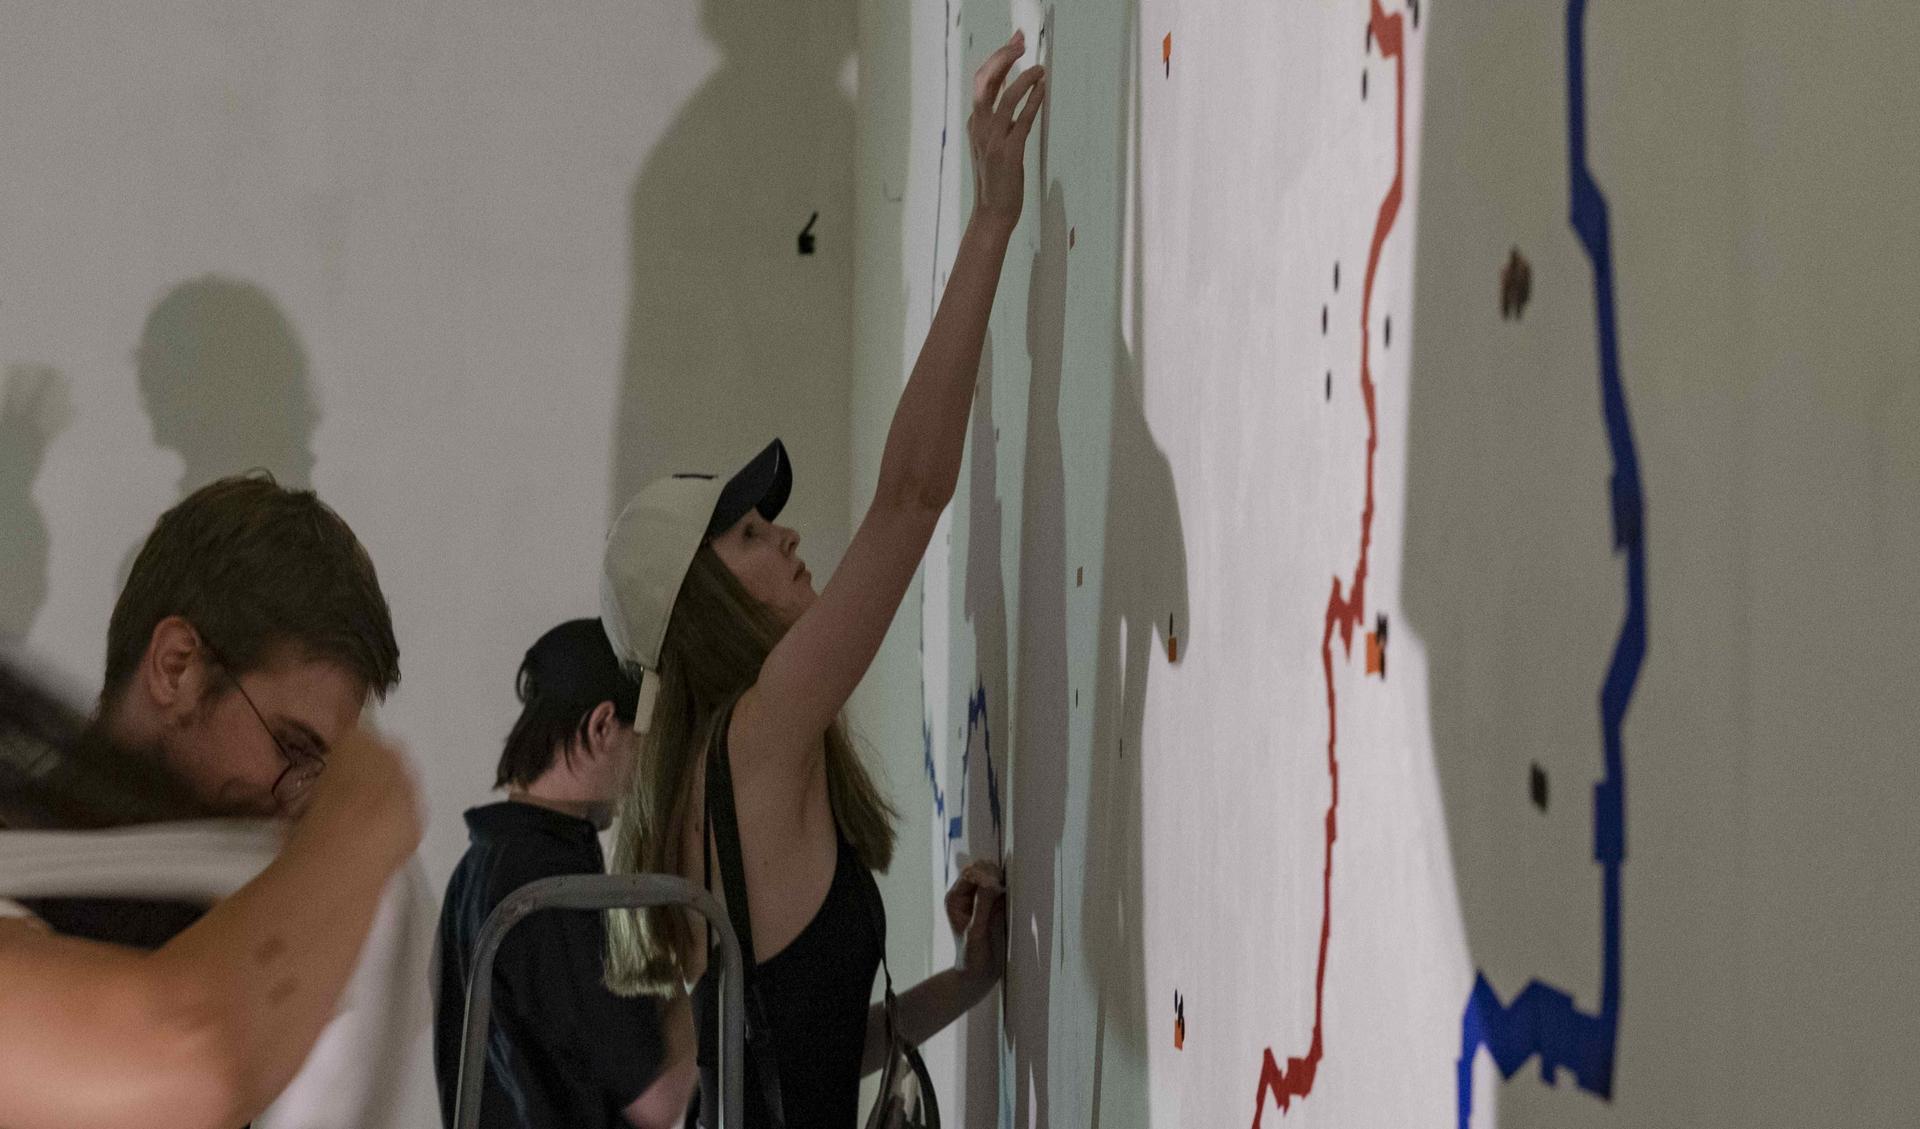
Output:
top-left (584, 700), bottom-right (620, 759)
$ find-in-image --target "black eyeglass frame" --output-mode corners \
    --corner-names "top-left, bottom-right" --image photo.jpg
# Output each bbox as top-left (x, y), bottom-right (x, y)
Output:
top-left (198, 637), bottom-right (325, 811)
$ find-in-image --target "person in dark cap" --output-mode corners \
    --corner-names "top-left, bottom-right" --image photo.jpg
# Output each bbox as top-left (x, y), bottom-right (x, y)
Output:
top-left (433, 618), bottom-right (694, 1129)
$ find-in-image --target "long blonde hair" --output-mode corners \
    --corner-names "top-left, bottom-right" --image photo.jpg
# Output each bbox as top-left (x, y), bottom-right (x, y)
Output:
top-left (604, 545), bottom-right (897, 995)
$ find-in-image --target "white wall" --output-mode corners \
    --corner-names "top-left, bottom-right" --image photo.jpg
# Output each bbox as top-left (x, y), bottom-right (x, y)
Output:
top-left (2, 6), bottom-right (855, 1122)
top-left (855, 1), bottom-right (1920, 1128)
top-left (0, 0), bottom-right (865, 875)
top-left (8, 1), bottom-right (1918, 1125)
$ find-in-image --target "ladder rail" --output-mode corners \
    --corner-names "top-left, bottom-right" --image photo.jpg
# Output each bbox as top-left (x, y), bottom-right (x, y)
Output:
top-left (453, 873), bottom-right (744, 1129)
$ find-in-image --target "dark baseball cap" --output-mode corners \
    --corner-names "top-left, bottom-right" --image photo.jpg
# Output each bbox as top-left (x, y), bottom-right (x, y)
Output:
top-left (519, 618), bottom-right (639, 719)
top-left (703, 438), bottom-right (792, 539)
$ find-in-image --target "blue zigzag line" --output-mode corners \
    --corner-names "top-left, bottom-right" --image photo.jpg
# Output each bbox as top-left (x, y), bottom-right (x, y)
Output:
top-left (1454, 0), bottom-right (1646, 1124)
top-left (923, 682), bottom-right (1002, 885)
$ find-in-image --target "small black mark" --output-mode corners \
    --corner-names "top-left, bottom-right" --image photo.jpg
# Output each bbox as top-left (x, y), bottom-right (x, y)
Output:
top-left (1362, 69), bottom-right (1369, 99)
top-left (1384, 316), bottom-right (1391, 347)
top-left (1529, 763), bottom-right (1549, 811)
top-left (1334, 261), bottom-right (1340, 292)
top-left (798, 212), bottom-right (818, 256)
top-left (1321, 304), bottom-right (1328, 334)
top-left (1412, 0), bottom-right (1421, 30)
top-left (1368, 612), bottom-right (1389, 677)
top-left (1501, 246), bottom-right (1533, 319)
top-left (1325, 371), bottom-right (1332, 400)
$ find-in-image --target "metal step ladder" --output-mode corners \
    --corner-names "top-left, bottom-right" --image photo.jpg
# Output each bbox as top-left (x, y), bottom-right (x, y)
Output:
top-left (452, 873), bottom-right (744, 1129)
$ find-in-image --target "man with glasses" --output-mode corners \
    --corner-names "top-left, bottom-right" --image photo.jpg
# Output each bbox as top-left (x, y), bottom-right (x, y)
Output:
top-left (0, 473), bottom-right (433, 1128)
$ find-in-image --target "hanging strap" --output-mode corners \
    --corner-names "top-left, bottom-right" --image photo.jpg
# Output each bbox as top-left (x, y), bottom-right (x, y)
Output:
top-left (851, 838), bottom-right (901, 1041)
top-left (704, 702), bottom-right (787, 1129)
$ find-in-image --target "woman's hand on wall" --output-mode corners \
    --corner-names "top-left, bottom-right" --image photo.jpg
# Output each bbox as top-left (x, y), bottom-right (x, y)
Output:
top-left (969, 32), bottom-right (1046, 232)
top-left (946, 859), bottom-right (1008, 995)
top-left (862, 860), bottom-right (1009, 1068)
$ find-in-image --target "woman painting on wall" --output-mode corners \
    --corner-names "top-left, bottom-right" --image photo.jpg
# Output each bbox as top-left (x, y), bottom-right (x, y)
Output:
top-left (600, 32), bottom-right (1045, 1129)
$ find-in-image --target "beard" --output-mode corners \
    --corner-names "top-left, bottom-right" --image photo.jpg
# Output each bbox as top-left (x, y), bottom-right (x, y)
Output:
top-left (69, 725), bottom-right (223, 828)
top-left (150, 692), bottom-right (284, 819)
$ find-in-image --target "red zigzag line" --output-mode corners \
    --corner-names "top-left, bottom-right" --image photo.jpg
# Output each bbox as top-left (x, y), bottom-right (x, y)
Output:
top-left (1251, 2), bottom-right (1406, 1124)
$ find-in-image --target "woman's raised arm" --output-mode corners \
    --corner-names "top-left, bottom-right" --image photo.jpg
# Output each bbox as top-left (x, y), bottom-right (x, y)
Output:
top-left (738, 34), bottom-right (1046, 764)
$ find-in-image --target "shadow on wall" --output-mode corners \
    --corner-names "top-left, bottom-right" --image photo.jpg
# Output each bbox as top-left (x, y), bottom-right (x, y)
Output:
top-left (119, 277), bottom-right (317, 589)
top-left (960, 334), bottom-right (1011, 1129)
top-left (138, 276), bottom-right (317, 495)
top-left (610, 0), bottom-right (855, 545)
top-left (0, 365), bottom-right (73, 642)
top-left (1399, 3), bottom-right (1631, 1126)
top-left (988, 0), bottom-right (1176, 1122)
top-left (1410, 3), bottom-right (1920, 1123)
top-left (1003, 166), bottom-right (1071, 1129)
top-left (1081, 2), bottom-right (1178, 1120)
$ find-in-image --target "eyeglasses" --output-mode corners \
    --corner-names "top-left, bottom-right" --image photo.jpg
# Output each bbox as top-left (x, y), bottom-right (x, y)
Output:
top-left (200, 640), bottom-right (325, 811)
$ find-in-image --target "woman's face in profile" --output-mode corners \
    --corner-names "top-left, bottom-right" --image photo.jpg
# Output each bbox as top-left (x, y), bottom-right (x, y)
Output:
top-left (709, 511), bottom-right (816, 624)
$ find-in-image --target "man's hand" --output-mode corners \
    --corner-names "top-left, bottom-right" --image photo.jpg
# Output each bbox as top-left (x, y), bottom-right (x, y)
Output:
top-left (300, 724), bottom-right (423, 865)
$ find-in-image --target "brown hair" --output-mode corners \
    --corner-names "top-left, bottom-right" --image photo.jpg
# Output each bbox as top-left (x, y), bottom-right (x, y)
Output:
top-left (103, 473), bottom-right (400, 705)
top-left (604, 545), bottom-right (897, 995)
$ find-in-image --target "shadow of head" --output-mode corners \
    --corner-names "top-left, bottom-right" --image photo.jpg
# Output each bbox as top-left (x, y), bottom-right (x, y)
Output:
top-left (0, 364), bottom-right (72, 641)
top-left (136, 277), bottom-right (316, 491)
top-left (699, 0), bottom-right (854, 72)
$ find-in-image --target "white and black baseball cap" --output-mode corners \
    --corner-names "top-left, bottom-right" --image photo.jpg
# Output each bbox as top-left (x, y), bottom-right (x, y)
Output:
top-left (600, 438), bottom-right (792, 731)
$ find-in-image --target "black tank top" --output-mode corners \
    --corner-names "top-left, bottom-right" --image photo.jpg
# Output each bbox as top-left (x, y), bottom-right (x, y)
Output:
top-left (692, 835), bottom-right (881, 1128)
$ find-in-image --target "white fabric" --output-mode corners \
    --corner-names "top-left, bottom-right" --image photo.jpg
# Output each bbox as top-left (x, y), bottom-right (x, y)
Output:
top-left (257, 859), bottom-right (437, 1129)
top-left (0, 823), bottom-right (438, 1129)
top-left (0, 820), bottom-right (282, 900)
